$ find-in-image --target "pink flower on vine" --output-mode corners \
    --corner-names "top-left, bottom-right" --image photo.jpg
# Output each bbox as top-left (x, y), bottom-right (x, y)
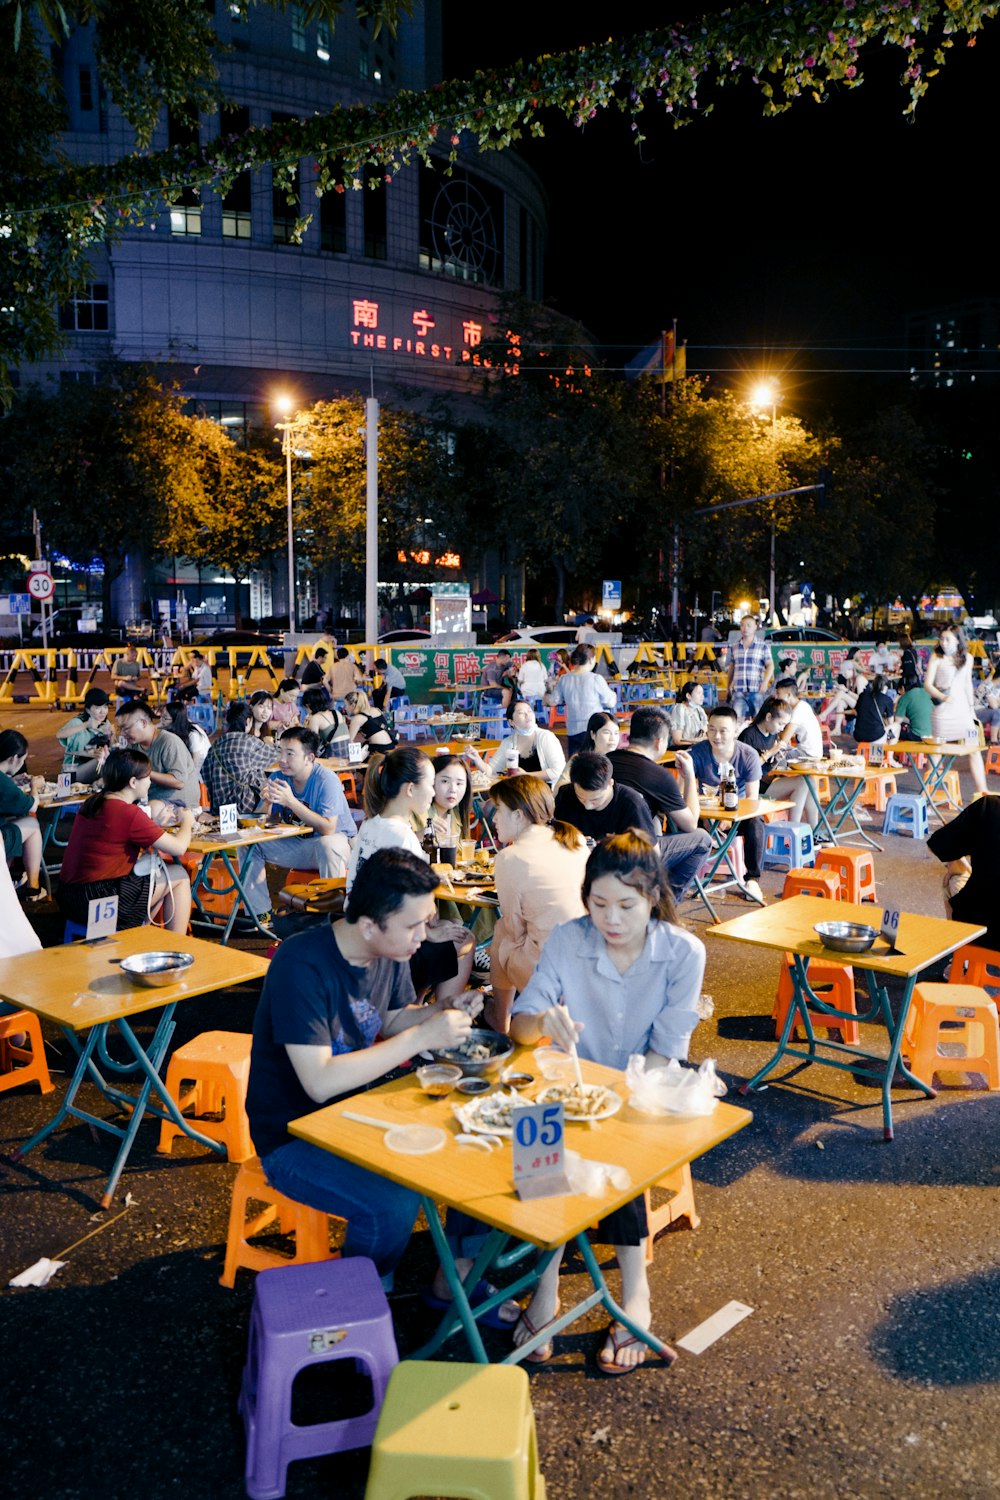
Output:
top-left (845, 64), bottom-right (857, 78)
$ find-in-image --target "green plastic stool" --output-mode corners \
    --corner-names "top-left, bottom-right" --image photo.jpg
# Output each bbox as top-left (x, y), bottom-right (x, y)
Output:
top-left (364, 1360), bottom-right (545, 1500)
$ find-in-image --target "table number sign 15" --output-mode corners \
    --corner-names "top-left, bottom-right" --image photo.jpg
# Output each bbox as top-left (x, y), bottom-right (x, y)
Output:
top-left (512, 1101), bottom-right (571, 1200)
top-left (86, 895), bottom-right (119, 942)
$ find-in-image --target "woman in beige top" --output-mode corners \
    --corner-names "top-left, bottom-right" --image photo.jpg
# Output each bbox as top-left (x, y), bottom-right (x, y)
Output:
top-left (486, 775), bottom-right (588, 1032)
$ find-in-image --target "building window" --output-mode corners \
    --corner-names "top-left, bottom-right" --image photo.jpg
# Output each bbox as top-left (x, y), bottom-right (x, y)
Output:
top-left (272, 113), bottom-right (301, 245)
top-left (359, 43), bottom-right (369, 80)
top-left (320, 182), bottom-right (346, 254)
top-left (363, 166), bottom-right (387, 260)
top-left (290, 4), bottom-right (306, 50)
top-left (78, 66), bottom-right (93, 112)
top-left (168, 107), bottom-right (202, 236)
top-left (60, 369), bottom-right (97, 386)
top-left (316, 24), bottom-right (330, 61)
top-left (221, 105), bottom-right (252, 238)
top-left (58, 283), bottom-right (110, 332)
top-left (419, 163), bottom-right (503, 286)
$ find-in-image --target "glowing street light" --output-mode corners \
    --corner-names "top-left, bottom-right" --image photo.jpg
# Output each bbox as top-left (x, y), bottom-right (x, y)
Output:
top-left (273, 391), bottom-right (297, 634)
top-left (750, 380), bottom-right (780, 623)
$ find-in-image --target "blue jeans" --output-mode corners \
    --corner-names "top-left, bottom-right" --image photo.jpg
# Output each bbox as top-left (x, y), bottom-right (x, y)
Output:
top-left (660, 829), bottom-right (713, 898)
top-left (261, 1140), bottom-right (488, 1277)
top-left (731, 689), bottom-right (766, 722)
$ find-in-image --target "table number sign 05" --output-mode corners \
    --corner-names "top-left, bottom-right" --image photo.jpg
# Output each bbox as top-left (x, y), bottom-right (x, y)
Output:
top-left (512, 1101), bottom-right (571, 1200)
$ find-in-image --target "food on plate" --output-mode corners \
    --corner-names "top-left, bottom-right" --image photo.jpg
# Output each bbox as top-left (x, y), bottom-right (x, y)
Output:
top-left (456, 1037), bottom-right (492, 1062)
top-left (454, 1089), bottom-right (521, 1134)
top-left (535, 1082), bottom-right (620, 1119)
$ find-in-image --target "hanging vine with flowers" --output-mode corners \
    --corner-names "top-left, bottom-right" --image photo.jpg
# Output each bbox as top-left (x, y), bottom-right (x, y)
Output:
top-left (2, 0), bottom-right (999, 396)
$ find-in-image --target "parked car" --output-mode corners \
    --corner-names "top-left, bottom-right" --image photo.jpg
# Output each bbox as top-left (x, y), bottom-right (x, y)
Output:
top-left (377, 628), bottom-right (433, 644)
top-left (495, 626), bottom-right (581, 647)
top-left (766, 627), bottom-right (847, 644)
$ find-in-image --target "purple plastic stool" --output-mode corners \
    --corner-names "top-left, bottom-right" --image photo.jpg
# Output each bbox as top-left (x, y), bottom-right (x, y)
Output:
top-left (239, 1257), bottom-right (398, 1500)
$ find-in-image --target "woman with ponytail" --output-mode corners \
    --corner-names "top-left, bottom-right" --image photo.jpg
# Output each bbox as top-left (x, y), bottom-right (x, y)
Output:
top-left (57, 747), bottom-right (195, 932)
top-left (346, 748), bottom-right (473, 1002)
top-left (486, 774), bottom-right (588, 1032)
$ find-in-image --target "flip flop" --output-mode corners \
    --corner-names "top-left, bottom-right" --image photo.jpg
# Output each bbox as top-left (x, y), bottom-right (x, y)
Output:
top-left (512, 1299), bottom-right (562, 1364)
top-left (422, 1281), bottom-right (520, 1331)
top-left (597, 1323), bottom-right (648, 1377)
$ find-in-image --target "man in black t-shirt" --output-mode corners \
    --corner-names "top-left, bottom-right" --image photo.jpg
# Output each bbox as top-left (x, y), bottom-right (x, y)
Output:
top-left (553, 752), bottom-right (656, 842)
top-left (928, 794), bottom-right (1000, 950)
top-left (607, 706), bottom-right (711, 899)
top-left (246, 849), bottom-right (474, 1280)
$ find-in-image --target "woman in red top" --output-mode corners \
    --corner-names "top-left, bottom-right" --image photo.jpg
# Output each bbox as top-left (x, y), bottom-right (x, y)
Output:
top-left (58, 747), bottom-right (195, 932)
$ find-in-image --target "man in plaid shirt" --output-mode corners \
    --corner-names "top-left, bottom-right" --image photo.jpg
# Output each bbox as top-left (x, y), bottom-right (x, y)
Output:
top-left (726, 614), bottom-right (773, 722)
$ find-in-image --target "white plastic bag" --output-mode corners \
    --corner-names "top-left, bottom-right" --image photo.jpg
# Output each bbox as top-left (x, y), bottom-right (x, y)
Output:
top-left (625, 1055), bottom-right (727, 1117)
top-left (564, 1150), bottom-right (631, 1198)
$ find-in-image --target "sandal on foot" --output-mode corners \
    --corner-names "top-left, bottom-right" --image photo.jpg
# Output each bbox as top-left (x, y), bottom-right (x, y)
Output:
top-left (513, 1300), bottom-right (561, 1364)
top-left (20, 887), bottom-right (46, 905)
top-left (597, 1323), bottom-right (648, 1377)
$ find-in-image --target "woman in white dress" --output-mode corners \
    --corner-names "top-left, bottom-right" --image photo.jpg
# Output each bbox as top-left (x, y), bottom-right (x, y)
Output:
top-left (924, 625), bottom-right (987, 795)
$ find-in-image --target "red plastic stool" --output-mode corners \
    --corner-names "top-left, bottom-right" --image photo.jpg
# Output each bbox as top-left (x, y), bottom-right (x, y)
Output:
top-left (221, 1157), bottom-right (340, 1288)
top-left (158, 1031), bottom-right (255, 1162)
top-left (0, 1010), bottom-right (54, 1096)
top-left (773, 955), bottom-right (860, 1044)
top-left (902, 983), bottom-right (1000, 1089)
top-left (782, 867), bottom-right (841, 900)
top-left (816, 847), bottom-right (877, 903)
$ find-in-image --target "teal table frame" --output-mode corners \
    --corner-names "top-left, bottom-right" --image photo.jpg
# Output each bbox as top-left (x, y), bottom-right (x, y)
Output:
top-left (11, 1005), bottom-right (225, 1207)
top-left (896, 745), bottom-right (965, 825)
top-left (795, 770), bottom-right (884, 852)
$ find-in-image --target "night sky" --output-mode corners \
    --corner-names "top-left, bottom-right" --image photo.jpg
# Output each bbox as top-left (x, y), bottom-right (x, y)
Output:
top-left (442, 2), bottom-right (998, 418)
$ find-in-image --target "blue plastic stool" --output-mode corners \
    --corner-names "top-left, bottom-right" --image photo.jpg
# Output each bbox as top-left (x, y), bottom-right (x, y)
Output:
top-left (239, 1258), bottom-right (399, 1500)
top-left (882, 793), bottom-right (930, 840)
top-left (63, 919), bottom-right (88, 942)
top-left (761, 821), bottom-right (815, 872)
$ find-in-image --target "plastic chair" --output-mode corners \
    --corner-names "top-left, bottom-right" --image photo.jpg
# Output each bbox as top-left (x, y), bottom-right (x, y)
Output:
top-left (816, 847), bottom-right (877, 903)
top-left (645, 1163), bottom-right (700, 1263)
top-left (773, 955), bottom-right (860, 1044)
top-left (902, 982), bottom-right (1000, 1089)
top-left (860, 771), bottom-right (897, 811)
top-left (364, 1360), bottom-right (544, 1500)
top-left (157, 1031), bottom-right (255, 1161)
top-left (761, 821), bottom-right (815, 872)
top-left (882, 793), bottom-right (930, 840)
top-left (0, 1010), bottom-right (54, 1096)
top-left (929, 770), bottom-right (963, 808)
top-left (948, 943), bottom-right (1000, 993)
top-left (984, 745), bottom-right (1000, 777)
top-left (240, 1258), bottom-right (398, 1500)
top-left (782, 867), bottom-right (841, 900)
top-left (221, 1157), bottom-right (339, 1288)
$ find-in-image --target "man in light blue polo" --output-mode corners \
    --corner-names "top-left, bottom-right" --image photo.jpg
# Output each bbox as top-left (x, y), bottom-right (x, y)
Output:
top-left (243, 725), bottom-right (356, 926)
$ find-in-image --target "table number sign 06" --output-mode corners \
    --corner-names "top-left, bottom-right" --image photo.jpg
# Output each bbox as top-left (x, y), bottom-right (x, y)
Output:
top-left (512, 1101), bottom-right (571, 1200)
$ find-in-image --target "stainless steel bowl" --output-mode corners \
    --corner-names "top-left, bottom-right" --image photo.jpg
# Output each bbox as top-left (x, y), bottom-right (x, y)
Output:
top-left (118, 951), bottom-right (195, 987)
top-left (431, 1027), bottom-right (515, 1076)
top-left (814, 921), bottom-right (878, 954)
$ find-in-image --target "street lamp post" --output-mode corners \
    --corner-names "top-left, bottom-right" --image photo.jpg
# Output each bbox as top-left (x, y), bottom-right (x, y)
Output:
top-left (750, 380), bottom-right (779, 625)
top-left (273, 394), bottom-right (296, 635)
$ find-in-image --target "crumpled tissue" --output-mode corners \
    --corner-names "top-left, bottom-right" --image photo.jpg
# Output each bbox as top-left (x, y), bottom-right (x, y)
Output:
top-left (9, 1257), bottom-right (66, 1288)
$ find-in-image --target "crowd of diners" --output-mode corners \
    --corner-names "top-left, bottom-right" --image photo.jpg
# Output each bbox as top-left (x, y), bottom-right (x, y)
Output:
top-left (3, 623), bottom-right (998, 1374)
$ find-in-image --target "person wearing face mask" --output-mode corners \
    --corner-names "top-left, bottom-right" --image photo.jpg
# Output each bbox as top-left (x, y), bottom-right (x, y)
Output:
top-left (924, 625), bottom-right (987, 795)
top-left (466, 698), bottom-right (566, 785)
top-left (56, 688), bottom-right (114, 784)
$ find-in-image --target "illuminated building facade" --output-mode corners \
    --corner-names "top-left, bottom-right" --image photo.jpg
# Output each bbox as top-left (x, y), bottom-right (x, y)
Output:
top-left (31, 2), bottom-right (546, 627)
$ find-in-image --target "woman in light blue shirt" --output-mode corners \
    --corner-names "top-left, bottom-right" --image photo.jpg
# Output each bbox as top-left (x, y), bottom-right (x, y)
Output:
top-left (510, 830), bottom-right (706, 1374)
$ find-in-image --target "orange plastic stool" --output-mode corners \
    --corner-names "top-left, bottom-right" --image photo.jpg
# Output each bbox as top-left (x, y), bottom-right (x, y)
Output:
top-left (182, 852), bottom-right (239, 917)
top-left (336, 770), bottom-right (359, 804)
top-left (782, 867), bottom-right (841, 900)
top-left (816, 847), bottom-right (877, 903)
top-left (220, 1156), bottom-right (339, 1287)
top-left (773, 955), bottom-right (860, 1044)
top-left (929, 770), bottom-right (963, 808)
top-left (158, 1031), bottom-right (255, 1162)
top-left (984, 746), bottom-right (1000, 777)
top-left (902, 983), bottom-right (1000, 1089)
top-left (0, 1010), bottom-right (54, 1096)
top-left (547, 704), bottom-right (567, 730)
top-left (861, 771), bottom-right (897, 811)
top-left (948, 943), bottom-right (1000, 991)
top-left (644, 1164), bottom-right (700, 1262)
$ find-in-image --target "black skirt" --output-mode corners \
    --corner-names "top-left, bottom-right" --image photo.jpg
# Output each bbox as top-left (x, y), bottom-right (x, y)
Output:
top-left (58, 870), bottom-right (153, 929)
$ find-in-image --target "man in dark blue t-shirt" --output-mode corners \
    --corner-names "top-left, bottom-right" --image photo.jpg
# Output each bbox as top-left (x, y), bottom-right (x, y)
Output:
top-left (689, 705), bottom-right (766, 903)
top-left (247, 849), bottom-right (473, 1280)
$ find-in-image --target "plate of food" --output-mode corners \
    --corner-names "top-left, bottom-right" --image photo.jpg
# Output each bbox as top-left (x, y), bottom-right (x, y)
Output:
top-left (452, 1089), bottom-right (524, 1136)
top-left (535, 1082), bottom-right (622, 1121)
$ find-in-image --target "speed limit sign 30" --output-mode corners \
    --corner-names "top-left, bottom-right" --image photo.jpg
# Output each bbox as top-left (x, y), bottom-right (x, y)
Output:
top-left (27, 571), bottom-right (54, 601)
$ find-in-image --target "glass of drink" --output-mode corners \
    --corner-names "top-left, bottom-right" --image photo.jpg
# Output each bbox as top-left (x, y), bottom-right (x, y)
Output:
top-left (459, 838), bottom-right (477, 864)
